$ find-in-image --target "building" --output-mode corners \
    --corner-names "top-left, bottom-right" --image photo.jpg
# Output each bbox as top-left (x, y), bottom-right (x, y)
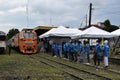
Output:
top-left (34, 26), bottom-right (56, 36)
top-left (97, 22), bottom-right (105, 28)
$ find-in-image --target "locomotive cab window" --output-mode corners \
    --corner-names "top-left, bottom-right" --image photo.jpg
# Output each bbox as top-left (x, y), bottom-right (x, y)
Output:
top-left (23, 33), bottom-right (36, 38)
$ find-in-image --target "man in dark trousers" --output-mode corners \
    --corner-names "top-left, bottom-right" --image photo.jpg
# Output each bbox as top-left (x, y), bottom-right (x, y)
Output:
top-left (94, 39), bottom-right (102, 67)
top-left (8, 45), bottom-right (11, 55)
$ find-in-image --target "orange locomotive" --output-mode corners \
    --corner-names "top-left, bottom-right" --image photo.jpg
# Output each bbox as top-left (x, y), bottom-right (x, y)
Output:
top-left (8, 29), bottom-right (38, 54)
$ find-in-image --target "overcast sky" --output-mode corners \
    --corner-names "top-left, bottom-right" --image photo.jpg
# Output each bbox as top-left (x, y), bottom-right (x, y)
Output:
top-left (0, 0), bottom-right (120, 33)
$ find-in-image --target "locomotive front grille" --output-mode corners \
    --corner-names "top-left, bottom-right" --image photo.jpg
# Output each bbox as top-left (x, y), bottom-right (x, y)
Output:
top-left (24, 47), bottom-right (34, 53)
top-left (26, 47), bottom-right (33, 51)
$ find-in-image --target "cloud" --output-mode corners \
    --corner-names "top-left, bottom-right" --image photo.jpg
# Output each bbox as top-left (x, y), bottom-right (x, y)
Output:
top-left (8, 6), bottom-right (26, 13)
top-left (28, 0), bottom-right (90, 27)
top-left (0, 23), bottom-right (22, 33)
top-left (0, 0), bottom-right (26, 11)
top-left (0, 11), bottom-right (4, 15)
top-left (30, 0), bottom-right (71, 15)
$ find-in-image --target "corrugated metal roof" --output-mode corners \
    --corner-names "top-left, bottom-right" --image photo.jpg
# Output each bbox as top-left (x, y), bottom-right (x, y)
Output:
top-left (34, 26), bottom-right (56, 31)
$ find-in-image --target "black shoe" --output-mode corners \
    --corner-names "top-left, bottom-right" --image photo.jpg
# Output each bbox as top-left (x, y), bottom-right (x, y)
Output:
top-left (104, 66), bottom-right (109, 69)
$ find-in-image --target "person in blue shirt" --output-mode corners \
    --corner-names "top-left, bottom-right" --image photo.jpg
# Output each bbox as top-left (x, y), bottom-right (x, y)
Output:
top-left (63, 42), bottom-right (69, 59)
top-left (58, 43), bottom-right (62, 57)
top-left (103, 40), bottom-right (109, 69)
top-left (77, 41), bottom-right (83, 63)
top-left (51, 43), bottom-right (56, 56)
top-left (52, 42), bottom-right (58, 57)
top-left (67, 41), bottom-right (70, 60)
top-left (69, 41), bottom-right (75, 61)
top-left (94, 39), bottom-right (102, 66)
top-left (77, 41), bottom-right (85, 63)
top-left (85, 40), bottom-right (91, 63)
top-left (73, 40), bottom-right (78, 62)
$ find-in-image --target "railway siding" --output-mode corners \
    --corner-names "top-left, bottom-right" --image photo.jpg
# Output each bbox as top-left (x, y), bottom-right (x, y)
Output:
top-left (38, 54), bottom-right (120, 80)
top-left (40, 58), bottom-right (111, 80)
top-left (109, 57), bottom-right (120, 65)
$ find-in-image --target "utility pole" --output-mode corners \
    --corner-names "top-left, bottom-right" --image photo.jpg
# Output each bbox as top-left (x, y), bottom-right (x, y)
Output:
top-left (26, 0), bottom-right (29, 28)
top-left (86, 14), bottom-right (87, 27)
top-left (88, 3), bottom-right (92, 27)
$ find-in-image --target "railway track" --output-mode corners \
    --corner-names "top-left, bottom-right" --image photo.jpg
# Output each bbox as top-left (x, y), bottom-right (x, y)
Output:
top-left (40, 60), bottom-right (84, 80)
top-left (109, 57), bottom-right (120, 65)
top-left (40, 57), bottom-right (112, 80)
top-left (44, 54), bottom-right (120, 74)
top-left (28, 54), bottom-right (115, 80)
top-left (84, 62), bottom-right (120, 74)
top-left (28, 55), bottom-right (84, 80)
top-left (40, 54), bottom-right (120, 79)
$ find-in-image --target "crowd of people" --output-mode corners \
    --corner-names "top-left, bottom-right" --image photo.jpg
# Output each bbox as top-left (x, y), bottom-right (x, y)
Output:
top-left (50, 39), bottom-right (109, 69)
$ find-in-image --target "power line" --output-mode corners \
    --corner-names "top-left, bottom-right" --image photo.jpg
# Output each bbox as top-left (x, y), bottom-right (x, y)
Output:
top-left (95, 6), bottom-right (120, 10)
top-left (80, 14), bottom-right (87, 27)
top-left (93, 10), bottom-right (120, 16)
top-left (92, 5), bottom-right (120, 16)
top-left (79, 6), bottom-right (89, 27)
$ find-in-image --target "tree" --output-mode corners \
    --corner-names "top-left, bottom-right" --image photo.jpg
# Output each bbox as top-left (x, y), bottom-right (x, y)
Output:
top-left (104, 19), bottom-right (111, 27)
top-left (6, 28), bottom-right (19, 40)
top-left (102, 19), bottom-right (119, 32)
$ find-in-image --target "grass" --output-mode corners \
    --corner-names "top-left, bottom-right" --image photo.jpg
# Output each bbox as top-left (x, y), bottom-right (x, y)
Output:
top-left (0, 50), bottom-right (75, 80)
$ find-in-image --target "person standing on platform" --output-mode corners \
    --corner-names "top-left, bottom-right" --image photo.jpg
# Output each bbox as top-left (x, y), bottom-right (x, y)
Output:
top-left (77, 41), bottom-right (82, 62)
top-left (85, 40), bottom-right (91, 63)
top-left (66, 42), bottom-right (70, 60)
top-left (74, 40), bottom-right (78, 62)
top-left (80, 42), bottom-right (85, 63)
top-left (52, 42), bottom-right (58, 57)
top-left (51, 42), bottom-right (56, 56)
top-left (103, 40), bottom-right (109, 69)
top-left (58, 43), bottom-right (62, 57)
top-left (63, 42), bottom-right (68, 59)
top-left (77, 41), bottom-right (85, 63)
top-left (69, 41), bottom-right (74, 61)
top-left (49, 39), bottom-right (53, 53)
top-left (94, 40), bottom-right (102, 67)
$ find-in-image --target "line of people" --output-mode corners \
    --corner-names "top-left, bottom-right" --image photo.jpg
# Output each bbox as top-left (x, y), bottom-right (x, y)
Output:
top-left (63, 40), bottom-right (91, 63)
top-left (51, 39), bottom-right (109, 68)
top-left (51, 40), bottom-right (91, 63)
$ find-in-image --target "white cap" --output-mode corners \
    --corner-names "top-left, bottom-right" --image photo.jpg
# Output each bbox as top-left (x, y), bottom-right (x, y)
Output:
top-left (104, 40), bottom-right (108, 44)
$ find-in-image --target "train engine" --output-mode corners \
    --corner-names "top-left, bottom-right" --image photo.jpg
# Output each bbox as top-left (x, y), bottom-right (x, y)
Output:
top-left (19, 29), bottom-right (38, 54)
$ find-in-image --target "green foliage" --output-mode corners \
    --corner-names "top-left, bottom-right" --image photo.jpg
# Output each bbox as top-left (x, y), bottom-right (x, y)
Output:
top-left (6, 28), bottom-right (19, 40)
top-left (102, 19), bottom-right (119, 32)
top-left (104, 19), bottom-right (111, 27)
